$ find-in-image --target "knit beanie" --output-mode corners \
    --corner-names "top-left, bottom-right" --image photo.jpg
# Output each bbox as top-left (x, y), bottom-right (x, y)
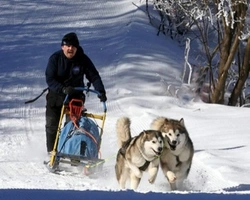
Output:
top-left (61, 32), bottom-right (79, 48)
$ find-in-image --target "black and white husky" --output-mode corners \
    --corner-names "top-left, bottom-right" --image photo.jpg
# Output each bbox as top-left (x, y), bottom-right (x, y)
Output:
top-left (115, 117), bottom-right (164, 190)
top-left (151, 117), bottom-right (194, 190)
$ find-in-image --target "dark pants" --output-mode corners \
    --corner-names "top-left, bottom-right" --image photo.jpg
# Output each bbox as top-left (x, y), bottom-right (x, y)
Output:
top-left (45, 90), bottom-right (85, 152)
top-left (45, 91), bottom-right (64, 152)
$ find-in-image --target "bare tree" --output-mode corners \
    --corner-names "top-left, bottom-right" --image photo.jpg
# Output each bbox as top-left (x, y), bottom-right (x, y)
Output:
top-left (150, 0), bottom-right (250, 106)
top-left (211, 0), bottom-right (249, 104)
top-left (229, 36), bottom-right (250, 105)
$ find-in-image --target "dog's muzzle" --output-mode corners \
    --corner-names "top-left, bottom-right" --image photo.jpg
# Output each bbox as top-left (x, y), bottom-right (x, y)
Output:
top-left (168, 141), bottom-right (177, 151)
top-left (152, 147), bottom-right (163, 156)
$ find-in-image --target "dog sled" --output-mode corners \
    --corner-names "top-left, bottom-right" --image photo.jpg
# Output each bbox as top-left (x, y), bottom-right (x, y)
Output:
top-left (45, 87), bottom-right (107, 175)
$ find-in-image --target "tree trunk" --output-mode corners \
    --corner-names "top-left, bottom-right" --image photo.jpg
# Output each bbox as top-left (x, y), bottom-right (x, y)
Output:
top-left (228, 38), bottom-right (250, 106)
top-left (211, 26), bottom-right (233, 103)
top-left (211, 0), bottom-right (246, 104)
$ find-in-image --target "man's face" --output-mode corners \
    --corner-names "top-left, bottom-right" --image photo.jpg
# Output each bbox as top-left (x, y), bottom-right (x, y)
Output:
top-left (61, 44), bottom-right (77, 59)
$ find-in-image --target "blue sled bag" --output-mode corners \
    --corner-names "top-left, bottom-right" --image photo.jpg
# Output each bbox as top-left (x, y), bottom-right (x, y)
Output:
top-left (57, 116), bottom-right (100, 159)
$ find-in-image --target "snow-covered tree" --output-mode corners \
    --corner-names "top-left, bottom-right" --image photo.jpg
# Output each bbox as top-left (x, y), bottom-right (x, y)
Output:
top-left (150, 0), bottom-right (250, 106)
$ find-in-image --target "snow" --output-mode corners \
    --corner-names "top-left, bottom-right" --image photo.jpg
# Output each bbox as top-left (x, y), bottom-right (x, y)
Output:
top-left (0, 0), bottom-right (249, 199)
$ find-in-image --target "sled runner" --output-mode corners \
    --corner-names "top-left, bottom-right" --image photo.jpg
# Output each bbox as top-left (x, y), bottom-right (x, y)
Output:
top-left (46, 87), bottom-right (107, 175)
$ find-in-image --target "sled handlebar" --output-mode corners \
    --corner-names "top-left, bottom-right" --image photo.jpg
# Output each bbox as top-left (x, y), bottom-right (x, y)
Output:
top-left (64, 87), bottom-right (107, 113)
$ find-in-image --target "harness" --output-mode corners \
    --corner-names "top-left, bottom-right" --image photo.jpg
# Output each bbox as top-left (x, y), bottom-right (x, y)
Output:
top-left (119, 137), bottom-right (158, 172)
top-left (175, 155), bottom-right (181, 167)
top-left (138, 160), bottom-right (150, 171)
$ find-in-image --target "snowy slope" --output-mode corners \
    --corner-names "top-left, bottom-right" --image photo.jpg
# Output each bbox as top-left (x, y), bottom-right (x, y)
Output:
top-left (0, 0), bottom-right (250, 195)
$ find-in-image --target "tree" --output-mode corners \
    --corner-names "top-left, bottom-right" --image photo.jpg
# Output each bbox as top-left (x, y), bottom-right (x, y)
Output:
top-left (150, 0), bottom-right (250, 106)
top-left (212, 0), bottom-right (248, 105)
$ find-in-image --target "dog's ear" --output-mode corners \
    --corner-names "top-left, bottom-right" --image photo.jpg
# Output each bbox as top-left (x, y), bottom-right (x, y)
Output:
top-left (164, 118), bottom-right (169, 123)
top-left (179, 118), bottom-right (185, 126)
top-left (157, 131), bottom-right (164, 139)
top-left (142, 130), bottom-right (148, 139)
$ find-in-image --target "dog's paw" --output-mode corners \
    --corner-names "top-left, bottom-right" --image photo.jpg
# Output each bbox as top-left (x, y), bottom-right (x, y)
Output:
top-left (148, 179), bottom-right (155, 184)
top-left (148, 177), bottom-right (156, 184)
top-left (166, 171), bottom-right (176, 183)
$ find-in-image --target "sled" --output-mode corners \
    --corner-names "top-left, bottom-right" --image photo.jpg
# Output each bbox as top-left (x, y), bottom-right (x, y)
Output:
top-left (46, 87), bottom-right (107, 175)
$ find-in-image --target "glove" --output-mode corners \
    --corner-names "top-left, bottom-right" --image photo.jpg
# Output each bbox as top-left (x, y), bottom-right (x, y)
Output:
top-left (98, 93), bottom-right (107, 102)
top-left (62, 86), bottom-right (74, 95)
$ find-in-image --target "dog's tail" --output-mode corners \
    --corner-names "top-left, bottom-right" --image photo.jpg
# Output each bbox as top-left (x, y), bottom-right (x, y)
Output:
top-left (116, 117), bottom-right (132, 148)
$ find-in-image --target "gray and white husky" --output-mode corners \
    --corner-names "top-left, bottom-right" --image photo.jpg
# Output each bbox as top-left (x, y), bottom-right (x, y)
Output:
top-left (115, 117), bottom-right (164, 190)
top-left (151, 117), bottom-right (194, 190)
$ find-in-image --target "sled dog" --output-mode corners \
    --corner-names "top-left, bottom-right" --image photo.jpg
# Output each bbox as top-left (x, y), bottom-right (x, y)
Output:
top-left (151, 117), bottom-right (194, 190)
top-left (115, 117), bottom-right (164, 190)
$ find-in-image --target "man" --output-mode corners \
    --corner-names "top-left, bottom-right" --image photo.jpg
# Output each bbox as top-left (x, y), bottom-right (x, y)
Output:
top-left (45, 32), bottom-right (107, 154)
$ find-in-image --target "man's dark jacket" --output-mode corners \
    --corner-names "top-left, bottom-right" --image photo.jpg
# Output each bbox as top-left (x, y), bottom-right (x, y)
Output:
top-left (45, 46), bottom-right (105, 96)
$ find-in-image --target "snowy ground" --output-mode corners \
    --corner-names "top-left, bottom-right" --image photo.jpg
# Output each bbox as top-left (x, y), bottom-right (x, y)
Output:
top-left (0, 0), bottom-right (250, 197)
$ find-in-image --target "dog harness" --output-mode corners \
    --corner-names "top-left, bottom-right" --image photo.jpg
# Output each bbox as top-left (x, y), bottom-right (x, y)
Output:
top-left (119, 135), bottom-right (159, 172)
top-left (175, 156), bottom-right (181, 167)
top-left (138, 160), bottom-right (150, 171)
